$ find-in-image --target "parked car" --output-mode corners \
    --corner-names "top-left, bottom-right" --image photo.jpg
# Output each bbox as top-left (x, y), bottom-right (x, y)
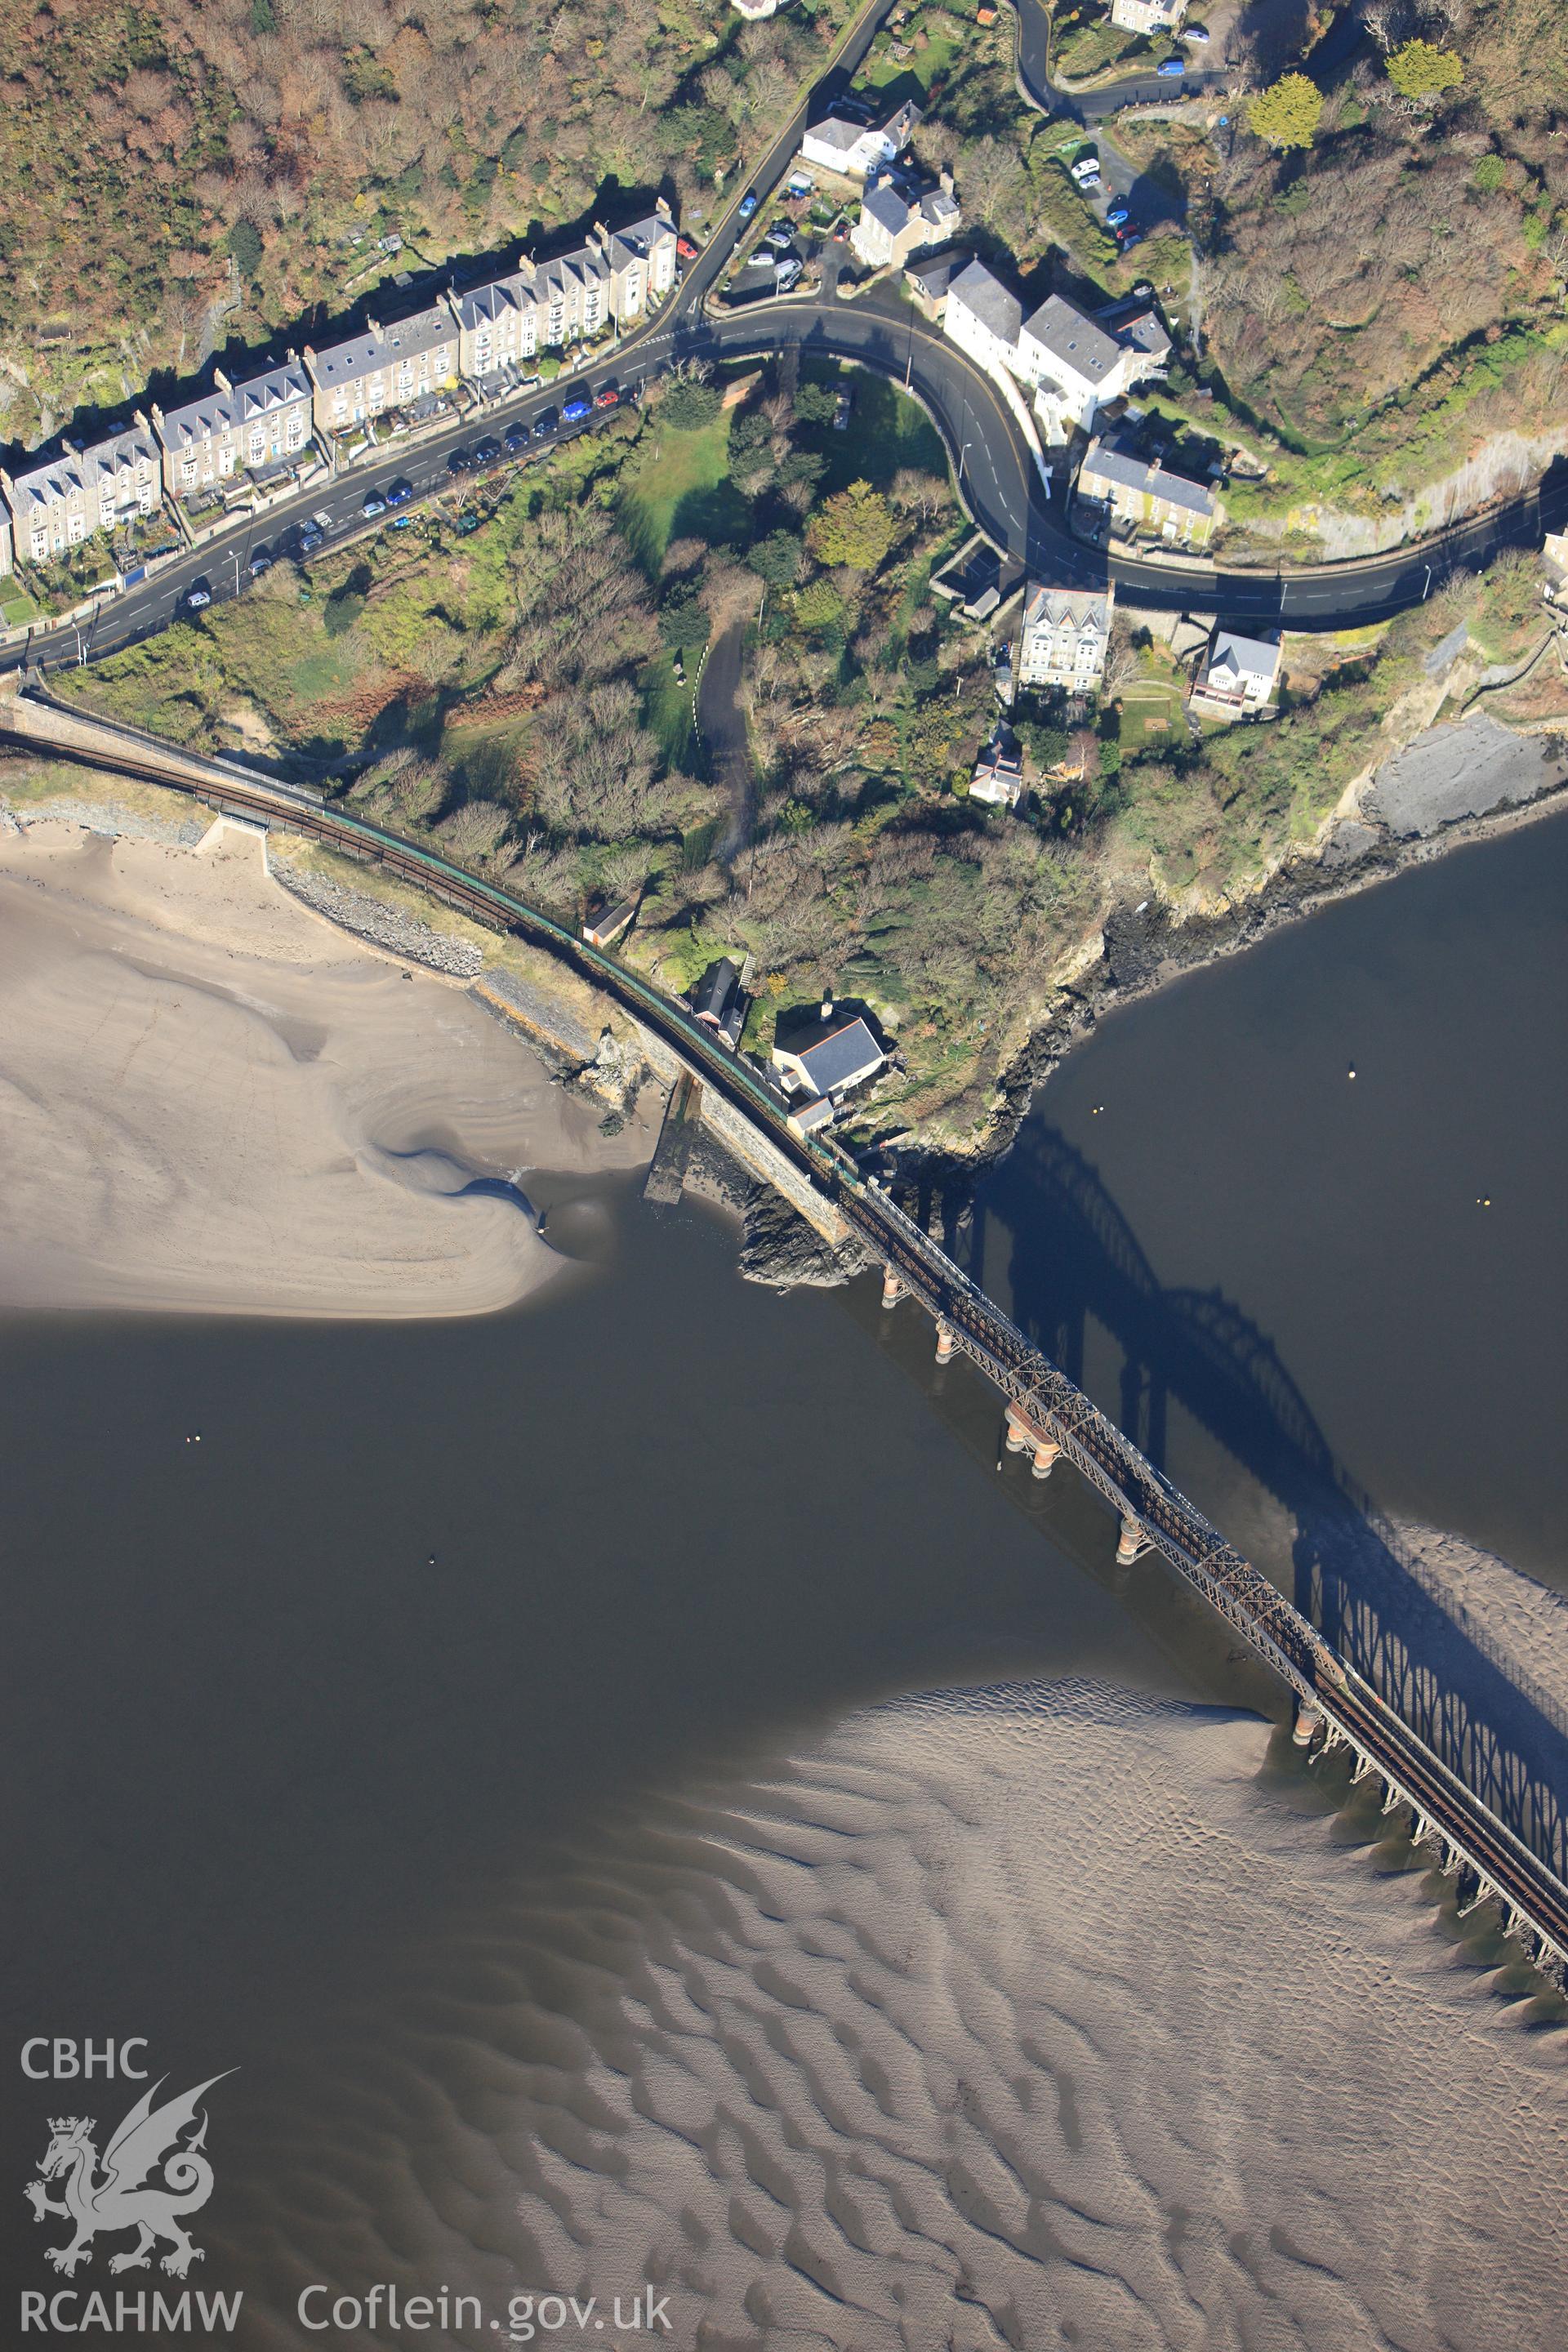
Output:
top-left (594, 385), bottom-right (620, 408)
top-left (775, 258), bottom-right (803, 292)
top-left (1117, 228), bottom-right (1144, 251)
top-left (392, 515), bottom-right (416, 529)
top-left (474, 436), bottom-right (501, 465)
top-left (533, 408), bottom-right (559, 439)
top-left (764, 225), bottom-right (793, 252)
top-left (385, 479), bottom-right (413, 506)
top-left (447, 448), bottom-right (474, 474)
top-left (1070, 153), bottom-right (1101, 185)
top-left (737, 190), bottom-right (758, 220)
top-left (562, 394), bottom-right (592, 422)
top-left (1106, 204), bottom-right (1130, 226)
top-left (503, 425), bottom-right (527, 453)
top-left (1184, 22), bottom-right (1210, 38)
top-left (184, 581), bottom-right (212, 608)
top-left (299, 527), bottom-right (323, 554)
top-left (676, 234), bottom-right (700, 261)
top-left (1156, 56), bottom-right (1185, 75)
top-left (248, 550), bottom-right (272, 577)
top-left (361, 494), bottom-right (386, 518)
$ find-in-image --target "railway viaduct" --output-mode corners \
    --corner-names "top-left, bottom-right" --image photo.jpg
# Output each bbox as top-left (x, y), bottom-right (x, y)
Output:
top-left (6, 675), bottom-right (1567, 1996)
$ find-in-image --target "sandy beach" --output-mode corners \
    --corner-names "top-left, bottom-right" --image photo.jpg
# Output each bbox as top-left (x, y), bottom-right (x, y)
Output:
top-left (0, 813), bottom-right (655, 1316)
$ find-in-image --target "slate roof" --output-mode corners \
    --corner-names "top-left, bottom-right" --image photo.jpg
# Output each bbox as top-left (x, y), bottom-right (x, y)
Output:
top-left (777, 1013), bottom-right (885, 1095)
top-left (308, 301), bottom-right (457, 393)
top-left (604, 213), bottom-right (671, 270)
top-left (452, 270), bottom-right (538, 333)
top-left (905, 247), bottom-right (965, 300)
top-left (159, 357), bottom-right (310, 450)
top-left (1022, 294), bottom-right (1122, 386)
top-left (862, 181), bottom-right (913, 237)
top-left (692, 959), bottom-right (740, 1022)
top-left (1022, 581), bottom-right (1112, 635)
top-left (948, 259), bottom-right (1022, 346)
top-left (1207, 628), bottom-right (1281, 686)
top-left (1080, 437), bottom-right (1215, 517)
top-left (8, 416), bottom-right (159, 510)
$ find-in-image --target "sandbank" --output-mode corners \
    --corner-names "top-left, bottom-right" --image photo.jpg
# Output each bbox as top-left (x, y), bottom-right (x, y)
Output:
top-left (0, 814), bottom-right (655, 1317)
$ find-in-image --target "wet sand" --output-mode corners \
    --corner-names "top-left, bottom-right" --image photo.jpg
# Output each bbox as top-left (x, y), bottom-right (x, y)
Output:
top-left (0, 816), bottom-right (655, 1316)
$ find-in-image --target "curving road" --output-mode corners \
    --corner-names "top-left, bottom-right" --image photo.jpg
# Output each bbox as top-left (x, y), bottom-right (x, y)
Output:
top-left (1009, 0), bottom-right (1231, 121)
top-left (688, 288), bottom-right (1568, 629)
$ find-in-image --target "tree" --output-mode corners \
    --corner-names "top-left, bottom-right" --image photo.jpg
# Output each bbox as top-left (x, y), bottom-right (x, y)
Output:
top-left (792, 381), bottom-right (839, 426)
top-left (1385, 39), bottom-right (1463, 100)
top-left (1245, 74), bottom-right (1324, 151)
top-left (747, 529), bottom-right (805, 588)
top-left (226, 218), bottom-right (264, 278)
top-left (660, 376), bottom-right (722, 430)
top-left (658, 586), bottom-right (710, 653)
top-left (806, 481), bottom-right (897, 572)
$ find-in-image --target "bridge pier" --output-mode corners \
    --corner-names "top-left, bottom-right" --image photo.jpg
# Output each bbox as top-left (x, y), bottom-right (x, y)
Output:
top-left (1292, 1702), bottom-right (1323, 1748)
top-left (933, 1319), bottom-right (955, 1365)
top-left (1003, 1402), bottom-right (1061, 1478)
top-left (1458, 1876), bottom-right (1496, 1920)
top-left (1116, 1513), bottom-right (1152, 1566)
top-left (880, 1266), bottom-right (904, 1310)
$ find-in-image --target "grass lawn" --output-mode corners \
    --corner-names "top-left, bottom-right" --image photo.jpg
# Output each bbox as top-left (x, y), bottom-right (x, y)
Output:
top-left (796, 360), bottom-right (947, 496)
top-left (0, 583), bottom-right (38, 627)
top-left (619, 408), bottom-right (749, 573)
top-left (643, 649), bottom-right (697, 768)
top-left (1116, 678), bottom-right (1187, 752)
top-left (862, 35), bottom-right (963, 98)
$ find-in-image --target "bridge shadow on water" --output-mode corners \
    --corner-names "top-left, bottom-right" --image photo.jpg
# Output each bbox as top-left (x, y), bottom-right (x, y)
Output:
top-left (947, 1126), bottom-right (1568, 1886)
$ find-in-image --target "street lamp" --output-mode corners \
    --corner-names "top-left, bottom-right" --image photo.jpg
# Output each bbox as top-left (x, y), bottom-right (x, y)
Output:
top-left (1422, 564), bottom-right (1433, 600)
top-left (957, 440), bottom-right (973, 497)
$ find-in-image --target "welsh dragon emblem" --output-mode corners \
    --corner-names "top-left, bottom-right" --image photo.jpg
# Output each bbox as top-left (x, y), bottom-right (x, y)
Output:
top-left (25, 2074), bottom-right (231, 2278)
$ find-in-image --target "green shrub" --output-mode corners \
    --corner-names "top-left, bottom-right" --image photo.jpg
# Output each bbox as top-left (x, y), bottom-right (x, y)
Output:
top-left (748, 528), bottom-right (805, 587)
top-left (1386, 39), bottom-right (1463, 100)
top-left (227, 220), bottom-right (263, 279)
top-left (662, 377), bottom-right (723, 430)
top-left (1246, 74), bottom-right (1323, 150)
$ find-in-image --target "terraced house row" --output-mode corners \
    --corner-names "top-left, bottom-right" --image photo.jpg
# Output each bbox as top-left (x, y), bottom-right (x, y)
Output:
top-left (0, 207), bottom-right (679, 581)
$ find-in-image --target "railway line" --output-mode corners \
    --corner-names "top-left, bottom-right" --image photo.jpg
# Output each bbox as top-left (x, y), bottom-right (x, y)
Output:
top-left (15, 693), bottom-right (1568, 1989)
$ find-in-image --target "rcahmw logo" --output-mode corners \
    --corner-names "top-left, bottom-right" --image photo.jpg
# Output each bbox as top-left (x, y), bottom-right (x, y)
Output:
top-left (20, 2041), bottom-right (243, 2335)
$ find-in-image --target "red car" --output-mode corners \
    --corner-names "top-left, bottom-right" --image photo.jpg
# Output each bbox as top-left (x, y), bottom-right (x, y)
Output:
top-left (595, 385), bottom-right (620, 408)
top-left (676, 236), bottom-right (699, 261)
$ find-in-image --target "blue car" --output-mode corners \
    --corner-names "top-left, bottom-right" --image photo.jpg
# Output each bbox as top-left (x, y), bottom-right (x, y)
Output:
top-left (533, 408), bottom-right (558, 440)
top-left (1156, 56), bottom-right (1185, 75)
top-left (385, 479), bottom-right (413, 506)
top-left (738, 191), bottom-right (758, 220)
top-left (561, 394), bottom-right (592, 423)
top-left (1106, 204), bottom-right (1129, 226)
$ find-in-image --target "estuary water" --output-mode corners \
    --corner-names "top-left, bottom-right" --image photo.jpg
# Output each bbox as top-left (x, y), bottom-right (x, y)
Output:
top-left (6, 812), bottom-right (1568, 2350)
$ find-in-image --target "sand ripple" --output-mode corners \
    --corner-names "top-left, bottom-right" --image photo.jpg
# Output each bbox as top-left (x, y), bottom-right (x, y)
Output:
top-left (220, 1682), bottom-right (1567, 2350)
